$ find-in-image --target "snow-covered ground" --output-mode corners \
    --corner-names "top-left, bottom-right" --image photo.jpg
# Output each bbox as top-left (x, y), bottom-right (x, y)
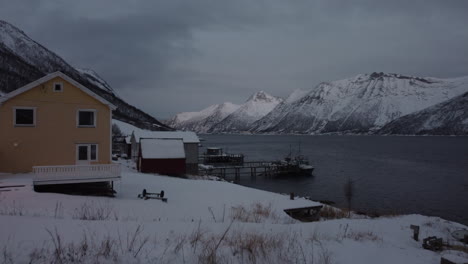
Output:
top-left (1, 162), bottom-right (467, 263)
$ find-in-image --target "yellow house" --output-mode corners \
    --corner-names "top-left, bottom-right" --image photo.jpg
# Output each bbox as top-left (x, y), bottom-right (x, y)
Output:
top-left (0, 72), bottom-right (120, 186)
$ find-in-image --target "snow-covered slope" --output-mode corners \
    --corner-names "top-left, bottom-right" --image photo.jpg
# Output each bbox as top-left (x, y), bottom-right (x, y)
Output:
top-left (167, 102), bottom-right (240, 133)
top-left (252, 73), bottom-right (468, 134)
top-left (1, 169), bottom-right (467, 263)
top-left (76, 68), bottom-right (115, 94)
top-left (0, 20), bottom-right (170, 130)
top-left (209, 91), bottom-right (283, 133)
top-left (0, 20), bottom-right (73, 74)
top-left (378, 91), bottom-right (468, 135)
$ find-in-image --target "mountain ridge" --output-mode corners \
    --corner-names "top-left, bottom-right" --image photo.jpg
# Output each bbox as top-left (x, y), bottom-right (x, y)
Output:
top-left (208, 91), bottom-right (283, 133)
top-left (250, 72), bottom-right (468, 134)
top-left (166, 102), bottom-right (240, 133)
top-left (377, 91), bottom-right (468, 135)
top-left (169, 72), bottom-right (468, 135)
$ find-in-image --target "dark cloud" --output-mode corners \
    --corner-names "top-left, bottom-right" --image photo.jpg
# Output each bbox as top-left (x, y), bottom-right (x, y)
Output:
top-left (1, 0), bottom-right (467, 118)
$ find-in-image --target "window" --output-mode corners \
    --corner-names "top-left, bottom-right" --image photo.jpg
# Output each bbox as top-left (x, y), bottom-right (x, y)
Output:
top-left (77, 110), bottom-right (96, 127)
top-left (53, 82), bottom-right (63, 92)
top-left (78, 145), bottom-right (88, 160)
top-left (14, 107), bottom-right (36, 126)
top-left (76, 144), bottom-right (98, 162)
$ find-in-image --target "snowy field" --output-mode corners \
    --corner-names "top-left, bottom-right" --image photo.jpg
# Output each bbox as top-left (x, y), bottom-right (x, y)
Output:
top-left (0, 162), bottom-right (467, 263)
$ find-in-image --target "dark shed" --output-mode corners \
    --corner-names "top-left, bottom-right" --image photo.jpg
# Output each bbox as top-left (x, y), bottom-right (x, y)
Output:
top-left (138, 139), bottom-right (186, 176)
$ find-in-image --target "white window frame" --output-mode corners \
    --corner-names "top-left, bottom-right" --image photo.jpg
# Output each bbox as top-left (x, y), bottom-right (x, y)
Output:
top-left (13, 107), bottom-right (36, 127)
top-left (77, 109), bottom-right (97, 128)
top-left (76, 144), bottom-right (99, 162)
top-left (53, 82), bottom-right (63, 92)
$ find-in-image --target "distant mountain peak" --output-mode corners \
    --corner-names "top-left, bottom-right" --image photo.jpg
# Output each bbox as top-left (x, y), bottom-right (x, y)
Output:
top-left (247, 91), bottom-right (278, 102)
top-left (357, 72), bottom-right (435, 84)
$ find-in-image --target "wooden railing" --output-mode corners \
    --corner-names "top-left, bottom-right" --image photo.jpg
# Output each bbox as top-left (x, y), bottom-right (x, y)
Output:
top-left (33, 164), bottom-right (121, 185)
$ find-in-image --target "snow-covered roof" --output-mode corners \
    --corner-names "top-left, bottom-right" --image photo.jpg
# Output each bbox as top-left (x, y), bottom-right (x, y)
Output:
top-left (113, 119), bottom-right (200, 143)
top-left (140, 139), bottom-right (185, 159)
top-left (0, 71), bottom-right (117, 110)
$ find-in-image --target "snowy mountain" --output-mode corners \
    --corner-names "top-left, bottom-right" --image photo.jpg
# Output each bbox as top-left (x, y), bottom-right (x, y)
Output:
top-left (0, 20), bottom-right (171, 131)
top-left (377, 91), bottom-right (468, 135)
top-left (166, 102), bottom-right (240, 133)
top-left (76, 68), bottom-right (115, 94)
top-left (251, 72), bottom-right (468, 134)
top-left (209, 91), bottom-right (283, 133)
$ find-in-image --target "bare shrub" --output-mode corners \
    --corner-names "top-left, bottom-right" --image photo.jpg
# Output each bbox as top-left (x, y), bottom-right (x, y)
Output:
top-left (72, 200), bottom-right (117, 221)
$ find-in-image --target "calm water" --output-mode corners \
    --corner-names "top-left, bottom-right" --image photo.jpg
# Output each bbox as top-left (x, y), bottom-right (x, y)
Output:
top-left (200, 134), bottom-right (468, 225)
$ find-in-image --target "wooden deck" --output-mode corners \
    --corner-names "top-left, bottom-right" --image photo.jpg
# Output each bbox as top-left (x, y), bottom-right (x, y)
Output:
top-left (284, 205), bottom-right (323, 222)
top-left (33, 164), bottom-right (121, 186)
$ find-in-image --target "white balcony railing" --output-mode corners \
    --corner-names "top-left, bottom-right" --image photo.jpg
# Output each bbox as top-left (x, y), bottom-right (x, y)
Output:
top-left (33, 164), bottom-right (121, 185)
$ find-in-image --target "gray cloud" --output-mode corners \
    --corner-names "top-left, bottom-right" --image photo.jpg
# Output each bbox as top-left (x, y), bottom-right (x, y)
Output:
top-left (1, 0), bottom-right (467, 118)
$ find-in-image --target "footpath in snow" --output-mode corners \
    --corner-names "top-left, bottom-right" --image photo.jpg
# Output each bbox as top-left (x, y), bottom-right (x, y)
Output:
top-left (0, 162), bottom-right (467, 263)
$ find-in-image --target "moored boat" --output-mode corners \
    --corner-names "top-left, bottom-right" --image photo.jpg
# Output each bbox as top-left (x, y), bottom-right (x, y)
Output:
top-left (273, 155), bottom-right (314, 176)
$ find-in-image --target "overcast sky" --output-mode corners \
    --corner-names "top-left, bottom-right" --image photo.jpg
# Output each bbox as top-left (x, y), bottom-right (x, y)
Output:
top-left (1, 0), bottom-right (468, 118)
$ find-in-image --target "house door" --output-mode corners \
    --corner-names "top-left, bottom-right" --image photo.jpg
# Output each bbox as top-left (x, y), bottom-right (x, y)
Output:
top-left (76, 144), bottom-right (98, 165)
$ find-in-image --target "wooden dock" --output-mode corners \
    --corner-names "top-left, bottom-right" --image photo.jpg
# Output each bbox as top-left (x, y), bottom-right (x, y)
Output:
top-left (199, 161), bottom-right (283, 182)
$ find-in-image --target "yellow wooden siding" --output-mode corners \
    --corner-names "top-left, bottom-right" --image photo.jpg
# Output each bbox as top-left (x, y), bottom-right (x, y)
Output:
top-left (0, 76), bottom-right (112, 173)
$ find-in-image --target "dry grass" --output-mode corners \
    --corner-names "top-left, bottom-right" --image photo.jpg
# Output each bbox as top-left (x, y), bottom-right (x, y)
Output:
top-left (230, 202), bottom-right (289, 223)
top-left (24, 225), bottom-right (151, 264)
top-left (0, 200), bottom-right (24, 216)
top-left (2, 222), bottom-right (338, 264)
top-left (319, 206), bottom-right (348, 220)
top-left (345, 231), bottom-right (382, 242)
top-left (72, 200), bottom-right (118, 221)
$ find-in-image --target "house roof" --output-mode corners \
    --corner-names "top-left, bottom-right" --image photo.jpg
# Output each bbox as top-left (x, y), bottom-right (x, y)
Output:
top-left (0, 71), bottom-right (117, 110)
top-left (140, 138), bottom-right (186, 159)
top-left (113, 119), bottom-right (200, 143)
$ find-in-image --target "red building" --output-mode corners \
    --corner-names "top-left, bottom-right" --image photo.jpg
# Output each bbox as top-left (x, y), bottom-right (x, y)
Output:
top-left (138, 139), bottom-right (186, 176)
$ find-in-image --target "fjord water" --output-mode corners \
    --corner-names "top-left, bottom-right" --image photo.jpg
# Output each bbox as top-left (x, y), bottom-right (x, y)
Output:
top-left (201, 134), bottom-right (468, 225)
